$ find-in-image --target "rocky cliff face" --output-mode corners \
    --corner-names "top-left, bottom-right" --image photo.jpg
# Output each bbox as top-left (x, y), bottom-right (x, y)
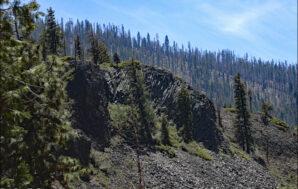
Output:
top-left (67, 61), bottom-right (225, 151)
top-left (66, 61), bottom-right (296, 188)
top-left (103, 64), bottom-right (225, 151)
top-left (67, 62), bottom-right (111, 145)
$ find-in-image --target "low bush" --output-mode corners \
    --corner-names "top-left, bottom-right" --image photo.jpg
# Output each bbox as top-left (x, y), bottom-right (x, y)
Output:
top-left (61, 56), bottom-right (75, 61)
top-left (219, 150), bottom-right (231, 159)
top-left (230, 146), bottom-right (250, 161)
top-left (181, 142), bottom-right (213, 161)
top-left (224, 107), bottom-right (237, 113)
top-left (168, 126), bottom-right (181, 148)
top-left (155, 144), bottom-right (176, 158)
top-left (271, 117), bottom-right (289, 131)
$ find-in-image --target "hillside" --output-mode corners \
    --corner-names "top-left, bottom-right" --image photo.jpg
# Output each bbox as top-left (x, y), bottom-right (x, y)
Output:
top-left (32, 20), bottom-right (297, 128)
top-left (2, 1), bottom-right (296, 188)
top-left (65, 60), bottom-right (297, 188)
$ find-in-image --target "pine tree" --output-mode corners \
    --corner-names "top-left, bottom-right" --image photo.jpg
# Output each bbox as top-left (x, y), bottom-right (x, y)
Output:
top-left (161, 115), bottom-right (170, 145)
top-left (0, 1), bottom-right (77, 188)
top-left (260, 101), bottom-right (272, 164)
top-left (176, 85), bottom-right (193, 143)
top-left (125, 58), bottom-right (152, 188)
top-left (261, 101), bottom-right (273, 125)
top-left (164, 35), bottom-right (170, 56)
top-left (216, 95), bottom-right (222, 127)
top-left (126, 58), bottom-right (155, 144)
top-left (113, 52), bottom-right (120, 64)
top-left (87, 30), bottom-right (110, 64)
top-left (38, 7), bottom-right (62, 58)
top-left (45, 7), bottom-right (62, 55)
top-left (98, 40), bottom-right (110, 64)
top-left (87, 29), bottom-right (99, 63)
top-left (248, 89), bottom-right (252, 111)
top-left (74, 35), bottom-right (82, 61)
top-left (233, 73), bottom-right (253, 154)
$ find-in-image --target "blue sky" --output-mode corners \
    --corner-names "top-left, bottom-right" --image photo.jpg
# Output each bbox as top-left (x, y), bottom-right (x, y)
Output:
top-left (37, 0), bottom-right (297, 63)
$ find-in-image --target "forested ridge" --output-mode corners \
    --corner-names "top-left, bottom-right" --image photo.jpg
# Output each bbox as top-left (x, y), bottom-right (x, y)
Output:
top-left (1, 1), bottom-right (297, 187)
top-left (32, 19), bottom-right (297, 127)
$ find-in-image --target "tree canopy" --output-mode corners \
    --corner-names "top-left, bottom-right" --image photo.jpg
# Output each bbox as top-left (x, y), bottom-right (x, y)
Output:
top-left (0, 1), bottom-right (77, 187)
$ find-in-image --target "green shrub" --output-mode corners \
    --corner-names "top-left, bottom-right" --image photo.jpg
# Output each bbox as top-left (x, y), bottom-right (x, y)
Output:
top-left (97, 171), bottom-right (110, 187)
top-left (175, 75), bottom-right (183, 80)
top-left (168, 126), bottom-right (181, 148)
top-left (155, 144), bottom-right (176, 158)
top-left (88, 148), bottom-right (112, 187)
top-left (194, 147), bottom-right (213, 161)
top-left (110, 135), bottom-right (122, 147)
top-left (230, 146), bottom-right (250, 161)
top-left (269, 168), bottom-right (282, 180)
top-left (277, 182), bottom-right (296, 189)
top-left (271, 117), bottom-right (289, 131)
top-left (61, 56), bottom-right (75, 61)
top-left (108, 103), bottom-right (131, 132)
top-left (224, 107), bottom-right (237, 113)
top-left (230, 142), bottom-right (239, 148)
top-left (219, 150), bottom-right (231, 159)
top-left (99, 62), bottom-right (111, 67)
top-left (120, 59), bottom-right (141, 67)
top-left (89, 148), bottom-right (112, 174)
top-left (181, 142), bottom-right (213, 161)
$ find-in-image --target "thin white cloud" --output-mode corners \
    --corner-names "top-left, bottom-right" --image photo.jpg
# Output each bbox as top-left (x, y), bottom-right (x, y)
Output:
top-left (194, 1), bottom-right (281, 39)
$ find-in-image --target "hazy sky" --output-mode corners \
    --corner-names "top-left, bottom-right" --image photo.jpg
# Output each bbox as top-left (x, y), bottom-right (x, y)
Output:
top-left (37, 0), bottom-right (297, 63)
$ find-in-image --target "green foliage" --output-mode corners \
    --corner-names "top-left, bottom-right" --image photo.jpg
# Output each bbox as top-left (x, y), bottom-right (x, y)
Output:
top-left (261, 101), bottom-right (273, 117)
top-left (233, 73), bottom-right (253, 154)
top-left (87, 29), bottom-right (110, 64)
top-left (161, 115), bottom-right (170, 145)
top-left (247, 89), bottom-right (252, 111)
top-left (61, 56), bottom-right (75, 61)
top-left (39, 7), bottom-right (63, 58)
top-left (126, 59), bottom-right (156, 144)
top-left (98, 41), bottom-right (110, 64)
top-left (176, 85), bottom-right (193, 143)
top-left (224, 107), bottom-right (237, 113)
top-left (113, 52), bottom-right (121, 64)
top-left (230, 146), bottom-right (251, 161)
top-left (269, 168), bottom-right (283, 180)
top-left (278, 183), bottom-right (296, 189)
top-left (89, 149), bottom-right (112, 173)
top-left (167, 126), bottom-right (181, 148)
top-left (261, 101), bottom-right (273, 125)
top-left (181, 142), bottom-right (213, 161)
top-left (74, 35), bottom-right (82, 61)
top-left (219, 150), bottom-right (231, 159)
top-left (110, 135), bottom-right (122, 147)
top-left (96, 171), bottom-right (111, 187)
top-left (108, 103), bottom-right (131, 135)
top-left (155, 144), bottom-right (176, 158)
top-left (271, 117), bottom-right (289, 131)
top-left (230, 142), bottom-right (239, 148)
top-left (89, 148), bottom-right (113, 187)
top-left (0, 1), bottom-right (78, 187)
top-left (175, 75), bottom-right (183, 80)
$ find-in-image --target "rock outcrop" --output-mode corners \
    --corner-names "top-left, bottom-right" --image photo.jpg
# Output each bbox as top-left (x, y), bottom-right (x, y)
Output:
top-left (103, 64), bottom-right (225, 151)
top-left (66, 61), bottom-right (296, 188)
top-left (67, 62), bottom-right (111, 145)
